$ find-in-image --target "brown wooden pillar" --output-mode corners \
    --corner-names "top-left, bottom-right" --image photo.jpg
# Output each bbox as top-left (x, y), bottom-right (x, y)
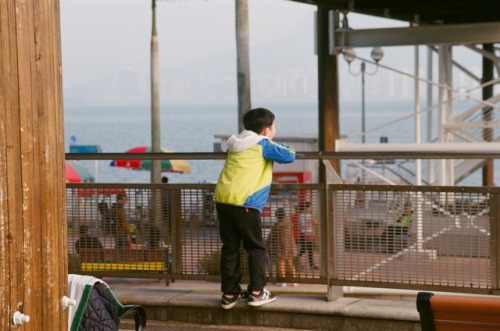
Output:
top-left (0, 1), bottom-right (67, 329)
top-left (482, 43), bottom-right (494, 187)
top-left (317, 6), bottom-right (340, 182)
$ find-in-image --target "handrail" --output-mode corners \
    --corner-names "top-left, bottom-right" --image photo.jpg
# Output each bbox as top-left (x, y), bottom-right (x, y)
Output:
top-left (66, 150), bottom-right (500, 161)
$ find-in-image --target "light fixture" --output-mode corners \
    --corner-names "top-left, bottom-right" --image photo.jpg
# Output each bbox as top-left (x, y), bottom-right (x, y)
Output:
top-left (342, 48), bottom-right (356, 64)
top-left (342, 45), bottom-right (385, 175)
top-left (343, 47), bottom-right (384, 66)
top-left (340, 40), bottom-right (384, 181)
top-left (371, 47), bottom-right (384, 63)
top-left (343, 47), bottom-right (384, 76)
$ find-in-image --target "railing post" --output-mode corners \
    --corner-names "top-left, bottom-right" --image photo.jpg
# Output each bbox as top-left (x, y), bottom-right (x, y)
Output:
top-left (323, 158), bottom-right (344, 301)
top-left (170, 189), bottom-right (183, 275)
top-left (490, 192), bottom-right (500, 291)
top-left (327, 183), bottom-right (343, 301)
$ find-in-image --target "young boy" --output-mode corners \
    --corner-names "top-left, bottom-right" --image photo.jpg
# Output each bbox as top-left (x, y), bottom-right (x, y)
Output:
top-left (215, 108), bottom-right (296, 309)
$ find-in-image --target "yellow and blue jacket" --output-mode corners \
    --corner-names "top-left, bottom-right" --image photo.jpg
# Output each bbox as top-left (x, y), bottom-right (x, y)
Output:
top-left (215, 130), bottom-right (296, 211)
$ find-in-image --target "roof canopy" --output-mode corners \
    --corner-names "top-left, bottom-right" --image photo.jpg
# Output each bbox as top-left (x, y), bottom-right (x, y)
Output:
top-left (288, 0), bottom-right (500, 25)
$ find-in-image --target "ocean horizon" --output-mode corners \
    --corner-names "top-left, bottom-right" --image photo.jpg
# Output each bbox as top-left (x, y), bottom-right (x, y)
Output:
top-left (64, 100), bottom-right (495, 185)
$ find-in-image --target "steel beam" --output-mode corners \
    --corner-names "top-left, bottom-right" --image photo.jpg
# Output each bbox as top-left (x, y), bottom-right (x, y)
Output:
top-left (333, 22), bottom-right (500, 49)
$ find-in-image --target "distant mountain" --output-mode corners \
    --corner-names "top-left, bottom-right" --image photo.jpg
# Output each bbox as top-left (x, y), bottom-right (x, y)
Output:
top-left (63, 16), bottom-right (318, 106)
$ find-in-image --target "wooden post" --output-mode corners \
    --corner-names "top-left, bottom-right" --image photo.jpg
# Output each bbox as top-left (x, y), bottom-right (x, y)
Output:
top-left (482, 43), bottom-right (494, 186)
top-left (0, 1), bottom-right (67, 330)
top-left (317, 7), bottom-right (340, 182)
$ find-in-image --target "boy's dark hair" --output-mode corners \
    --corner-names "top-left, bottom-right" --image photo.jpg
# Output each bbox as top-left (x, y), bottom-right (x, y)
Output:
top-left (243, 108), bottom-right (275, 134)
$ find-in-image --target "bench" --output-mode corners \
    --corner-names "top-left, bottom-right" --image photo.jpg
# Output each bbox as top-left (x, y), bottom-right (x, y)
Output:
top-left (68, 274), bottom-right (147, 331)
top-left (417, 292), bottom-right (500, 331)
top-left (79, 248), bottom-right (168, 272)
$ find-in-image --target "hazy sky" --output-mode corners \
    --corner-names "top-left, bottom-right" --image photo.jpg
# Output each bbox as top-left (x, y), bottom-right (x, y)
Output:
top-left (59, 0), bottom-right (408, 70)
top-left (60, 0), bottom-right (484, 106)
top-left (60, 0), bottom-right (314, 87)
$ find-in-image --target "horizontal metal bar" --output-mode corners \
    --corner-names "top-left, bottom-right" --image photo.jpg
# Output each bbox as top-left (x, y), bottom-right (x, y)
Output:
top-left (66, 182), bottom-right (324, 190)
top-left (333, 22), bottom-right (500, 48)
top-left (335, 142), bottom-right (500, 153)
top-left (66, 152), bottom-right (228, 160)
top-left (67, 150), bottom-right (500, 161)
top-left (332, 184), bottom-right (500, 194)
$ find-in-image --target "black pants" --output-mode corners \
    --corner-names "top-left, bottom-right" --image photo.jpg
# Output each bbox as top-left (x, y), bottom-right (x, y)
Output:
top-left (216, 203), bottom-right (267, 294)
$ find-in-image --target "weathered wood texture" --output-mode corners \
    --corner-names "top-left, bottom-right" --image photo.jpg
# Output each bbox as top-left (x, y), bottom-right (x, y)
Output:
top-left (0, 0), bottom-right (67, 330)
top-left (317, 7), bottom-right (340, 177)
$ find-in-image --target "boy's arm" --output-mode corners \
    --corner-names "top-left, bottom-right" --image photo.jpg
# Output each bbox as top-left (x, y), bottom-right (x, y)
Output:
top-left (260, 139), bottom-right (296, 164)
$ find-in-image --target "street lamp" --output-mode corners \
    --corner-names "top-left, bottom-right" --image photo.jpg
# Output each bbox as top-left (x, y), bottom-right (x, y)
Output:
top-left (343, 47), bottom-right (383, 182)
top-left (343, 47), bottom-right (384, 144)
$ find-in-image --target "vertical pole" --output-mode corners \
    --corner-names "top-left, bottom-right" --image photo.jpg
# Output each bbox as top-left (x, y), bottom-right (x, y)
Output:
top-left (317, 7), bottom-right (340, 181)
top-left (150, 0), bottom-right (163, 243)
top-left (445, 46), bottom-right (454, 186)
top-left (94, 160), bottom-right (98, 182)
top-left (490, 193), bottom-right (500, 290)
top-left (361, 62), bottom-right (366, 179)
top-left (1, 0), bottom-right (67, 329)
top-left (414, 45), bottom-right (425, 252)
top-left (235, 0), bottom-right (251, 132)
top-left (482, 43), bottom-right (494, 186)
top-left (326, 182), bottom-right (343, 301)
top-left (438, 46), bottom-right (453, 186)
top-left (415, 45), bottom-right (422, 186)
top-left (170, 189), bottom-right (183, 275)
top-left (151, 0), bottom-right (162, 184)
top-left (317, 7), bottom-right (343, 300)
top-left (426, 47), bottom-right (434, 185)
top-left (361, 62), bottom-right (366, 144)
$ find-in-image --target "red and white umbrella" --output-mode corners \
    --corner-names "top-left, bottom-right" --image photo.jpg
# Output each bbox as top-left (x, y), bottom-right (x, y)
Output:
top-left (109, 146), bottom-right (191, 173)
top-left (65, 161), bottom-right (95, 183)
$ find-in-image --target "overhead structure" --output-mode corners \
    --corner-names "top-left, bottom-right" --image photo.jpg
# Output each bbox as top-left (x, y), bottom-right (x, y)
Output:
top-left (288, 0), bottom-right (500, 25)
top-left (288, 0), bottom-right (500, 186)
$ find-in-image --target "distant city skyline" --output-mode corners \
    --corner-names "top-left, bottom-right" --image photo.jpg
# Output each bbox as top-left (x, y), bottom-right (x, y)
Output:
top-left (61, 0), bottom-right (484, 107)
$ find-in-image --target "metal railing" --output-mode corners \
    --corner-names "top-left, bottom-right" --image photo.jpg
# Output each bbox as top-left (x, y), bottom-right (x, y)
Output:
top-left (66, 183), bottom-right (325, 284)
top-left (66, 181), bottom-right (500, 296)
top-left (66, 151), bottom-right (500, 297)
top-left (328, 184), bottom-right (498, 295)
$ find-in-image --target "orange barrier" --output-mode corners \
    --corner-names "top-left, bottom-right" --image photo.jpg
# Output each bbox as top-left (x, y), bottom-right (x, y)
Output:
top-left (417, 292), bottom-right (500, 331)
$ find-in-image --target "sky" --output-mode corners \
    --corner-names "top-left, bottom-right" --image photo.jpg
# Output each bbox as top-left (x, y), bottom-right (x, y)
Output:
top-left (61, 1), bottom-right (304, 69)
top-left (60, 0), bottom-right (485, 106)
top-left (60, 0), bottom-right (314, 103)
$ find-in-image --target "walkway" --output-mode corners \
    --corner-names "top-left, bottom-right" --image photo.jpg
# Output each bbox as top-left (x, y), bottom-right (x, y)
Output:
top-left (107, 278), bottom-right (421, 331)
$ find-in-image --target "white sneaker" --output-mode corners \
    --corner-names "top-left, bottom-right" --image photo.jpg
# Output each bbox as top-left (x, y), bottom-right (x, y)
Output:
top-left (292, 283), bottom-right (299, 287)
top-left (247, 289), bottom-right (277, 307)
top-left (221, 292), bottom-right (248, 310)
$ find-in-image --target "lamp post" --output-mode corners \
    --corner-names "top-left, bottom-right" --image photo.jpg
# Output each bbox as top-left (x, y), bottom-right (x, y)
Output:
top-left (343, 47), bottom-right (384, 180)
top-left (343, 47), bottom-right (384, 144)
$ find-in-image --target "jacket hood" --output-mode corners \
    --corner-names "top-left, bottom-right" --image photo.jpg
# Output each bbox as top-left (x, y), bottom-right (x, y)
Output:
top-left (227, 130), bottom-right (266, 152)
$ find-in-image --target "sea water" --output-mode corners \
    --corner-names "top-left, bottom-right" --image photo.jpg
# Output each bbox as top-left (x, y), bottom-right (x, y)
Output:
top-left (64, 100), bottom-right (493, 185)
